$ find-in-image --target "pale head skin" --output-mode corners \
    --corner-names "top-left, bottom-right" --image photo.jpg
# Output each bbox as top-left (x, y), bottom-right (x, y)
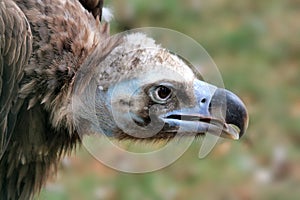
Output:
top-left (73, 33), bottom-right (248, 141)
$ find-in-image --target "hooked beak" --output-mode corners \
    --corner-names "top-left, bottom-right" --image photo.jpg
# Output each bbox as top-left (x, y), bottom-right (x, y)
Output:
top-left (161, 80), bottom-right (249, 140)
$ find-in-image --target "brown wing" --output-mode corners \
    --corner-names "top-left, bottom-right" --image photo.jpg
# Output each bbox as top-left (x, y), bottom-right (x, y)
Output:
top-left (0, 0), bottom-right (32, 159)
top-left (79, 0), bottom-right (104, 20)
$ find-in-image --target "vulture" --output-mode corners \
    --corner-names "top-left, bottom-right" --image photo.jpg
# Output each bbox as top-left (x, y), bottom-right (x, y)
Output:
top-left (0, 0), bottom-right (249, 199)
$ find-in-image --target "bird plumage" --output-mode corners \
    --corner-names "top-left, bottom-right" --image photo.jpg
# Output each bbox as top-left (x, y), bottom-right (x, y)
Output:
top-left (0, 0), bottom-right (116, 199)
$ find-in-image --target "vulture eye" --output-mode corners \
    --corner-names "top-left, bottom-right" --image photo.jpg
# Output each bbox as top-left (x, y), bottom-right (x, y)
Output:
top-left (150, 85), bottom-right (172, 104)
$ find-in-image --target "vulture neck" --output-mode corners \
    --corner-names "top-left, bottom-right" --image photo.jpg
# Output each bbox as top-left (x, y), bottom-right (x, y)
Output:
top-left (17, 0), bottom-right (111, 133)
top-left (1, 1), bottom-right (119, 199)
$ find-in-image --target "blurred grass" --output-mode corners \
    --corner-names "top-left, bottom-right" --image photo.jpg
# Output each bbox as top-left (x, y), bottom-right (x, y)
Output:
top-left (37, 0), bottom-right (300, 199)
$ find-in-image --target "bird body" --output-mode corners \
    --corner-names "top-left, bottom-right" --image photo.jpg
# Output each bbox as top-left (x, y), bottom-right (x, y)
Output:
top-left (0, 0), bottom-right (248, 199)
top-left (0, 0), bottom-right (111, 198)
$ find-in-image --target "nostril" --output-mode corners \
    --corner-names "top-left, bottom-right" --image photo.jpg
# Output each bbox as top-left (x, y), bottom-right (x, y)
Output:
top-left (201, 98), bottom-right (206, 103)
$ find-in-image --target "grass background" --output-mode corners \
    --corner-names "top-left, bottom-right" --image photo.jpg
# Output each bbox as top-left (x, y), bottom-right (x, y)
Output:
top-left (37, 0), bottom-right (300, 199)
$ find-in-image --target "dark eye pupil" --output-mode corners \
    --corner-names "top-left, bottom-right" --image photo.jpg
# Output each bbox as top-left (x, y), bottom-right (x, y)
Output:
top-left (157, 86), bottom-right (171, 99)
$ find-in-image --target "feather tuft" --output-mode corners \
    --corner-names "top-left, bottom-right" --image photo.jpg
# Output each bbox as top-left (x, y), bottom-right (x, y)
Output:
top-left (102, 7), bottom-right (113, 22)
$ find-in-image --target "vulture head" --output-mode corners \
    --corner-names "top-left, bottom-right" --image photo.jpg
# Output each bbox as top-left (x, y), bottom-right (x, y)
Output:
top-left (74, 33), bottom-right (248, 141)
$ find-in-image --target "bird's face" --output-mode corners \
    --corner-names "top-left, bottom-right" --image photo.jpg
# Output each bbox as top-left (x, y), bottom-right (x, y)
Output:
top-left (91, 33), bottom-right (248, 141)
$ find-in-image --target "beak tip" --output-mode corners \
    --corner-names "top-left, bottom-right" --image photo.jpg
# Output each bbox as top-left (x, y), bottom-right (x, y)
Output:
top-left (233, 95), bottom-right (249, 138)
top-left (210, 88), bottom-right (249, 139)
top-left (239, 111), bottom-right (249, 138)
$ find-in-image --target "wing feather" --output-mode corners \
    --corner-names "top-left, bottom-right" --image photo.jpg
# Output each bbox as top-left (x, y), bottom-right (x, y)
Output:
top-left (0, 0), bottom-right (32, 159)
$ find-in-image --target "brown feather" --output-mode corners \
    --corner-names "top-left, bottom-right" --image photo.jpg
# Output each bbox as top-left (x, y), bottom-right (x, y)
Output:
top-left (79, 0), bottom-right (103, 20)
top-left (0, 0), bottom-right (116, 199)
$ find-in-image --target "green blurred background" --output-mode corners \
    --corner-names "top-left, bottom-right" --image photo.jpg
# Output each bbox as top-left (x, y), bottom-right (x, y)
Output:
top-left (37, 0), bottom-right (300, 199)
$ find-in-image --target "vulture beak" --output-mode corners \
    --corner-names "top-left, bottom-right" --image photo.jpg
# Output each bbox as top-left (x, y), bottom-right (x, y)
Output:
top-left (161, 80), bottom-right (249, 140)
